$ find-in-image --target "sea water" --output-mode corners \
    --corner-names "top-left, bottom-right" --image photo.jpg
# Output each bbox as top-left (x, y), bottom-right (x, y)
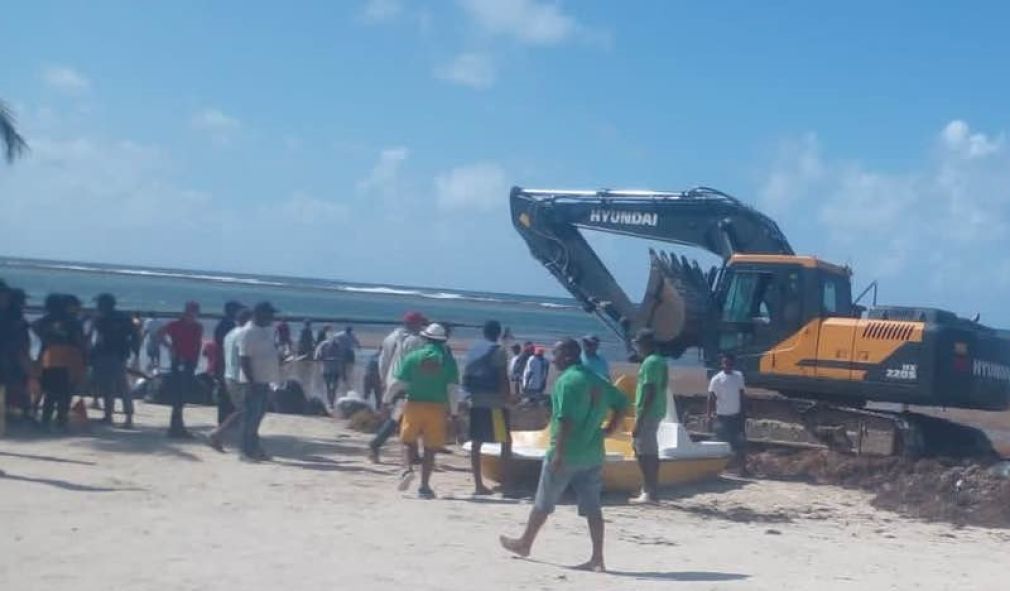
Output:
top-left (1, 256), bottom-right (668, 362)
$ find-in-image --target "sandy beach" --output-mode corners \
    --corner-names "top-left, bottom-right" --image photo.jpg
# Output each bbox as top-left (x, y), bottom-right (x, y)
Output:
top-left (2, 401), bottom-right (1008, 591)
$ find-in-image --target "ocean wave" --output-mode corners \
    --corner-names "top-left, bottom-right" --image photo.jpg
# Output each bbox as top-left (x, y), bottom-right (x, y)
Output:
top-left (41, 263), bottom-right (289, 288)
top-left (339, 286), bottom-right (422, 297)
top-left (537, 302), bottom-right (573, 309)
top-left (5, 258), bottom-right (579, 310)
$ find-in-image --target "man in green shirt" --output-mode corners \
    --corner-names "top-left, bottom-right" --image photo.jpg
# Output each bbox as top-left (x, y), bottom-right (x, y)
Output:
top-left (632, 328), bottom-right (668, 504)
top-left (500, 338), bottom-right (628, 573)
top-left (385, 323), bottom-right (459, 499)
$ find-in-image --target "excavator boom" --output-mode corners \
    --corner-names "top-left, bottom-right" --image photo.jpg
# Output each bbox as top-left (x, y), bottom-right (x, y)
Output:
top-left (510, 186), bottom-right (792, 354)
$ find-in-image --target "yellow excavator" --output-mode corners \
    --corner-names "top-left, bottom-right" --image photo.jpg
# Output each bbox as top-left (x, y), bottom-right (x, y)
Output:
top-left (510, 186), bottom-right (1010, 457)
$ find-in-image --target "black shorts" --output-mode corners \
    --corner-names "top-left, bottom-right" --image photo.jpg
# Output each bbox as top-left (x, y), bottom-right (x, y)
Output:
top-left (41, 368), bottom-right (72, 396)
top-left (469, 407), bottom-right (511, 443)
top-left (715, 413), bottom-right (747, 452)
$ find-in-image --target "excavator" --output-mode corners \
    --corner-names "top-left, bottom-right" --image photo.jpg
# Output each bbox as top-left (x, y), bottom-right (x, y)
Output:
top-left (510, 186), bottom-right (1010, 457)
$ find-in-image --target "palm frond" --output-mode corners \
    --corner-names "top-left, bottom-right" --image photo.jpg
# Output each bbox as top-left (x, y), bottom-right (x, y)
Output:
top-left (0, 99), bottom-right (29, 164)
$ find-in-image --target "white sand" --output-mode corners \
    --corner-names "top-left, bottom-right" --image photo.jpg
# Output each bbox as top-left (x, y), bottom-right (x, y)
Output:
top-left (1, 403), bottom-right (1007, 591)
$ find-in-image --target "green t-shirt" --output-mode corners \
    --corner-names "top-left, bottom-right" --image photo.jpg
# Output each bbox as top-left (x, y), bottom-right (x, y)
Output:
top-left (394, 343), bottom-right (459, 404)
top-left (636, 353), bottom-right (668, 420)
top-left (547, 364), bottom-right (629, 468)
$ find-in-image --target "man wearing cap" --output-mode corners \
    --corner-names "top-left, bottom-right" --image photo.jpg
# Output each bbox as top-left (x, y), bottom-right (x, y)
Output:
top-left (500, 338), bottom-right (628, 572)
top-left (385, 323), bottom-right (458, 499)
top-left (580, 335), bottom-right (611, 381)
top-left (159, 301), bottom-right (204, 438)
top-left (631, 328), bottom-right (668, 504)
top-left (90, 294), bottom-right (140, 427)
top-left (368, 311), bottom-right (427, 462)
top-left (238, 302), bottom-right (280, 461)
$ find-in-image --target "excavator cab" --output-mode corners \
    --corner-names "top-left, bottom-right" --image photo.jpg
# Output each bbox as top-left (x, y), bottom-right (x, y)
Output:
top-left (709, 255), bottom-right (854, 373)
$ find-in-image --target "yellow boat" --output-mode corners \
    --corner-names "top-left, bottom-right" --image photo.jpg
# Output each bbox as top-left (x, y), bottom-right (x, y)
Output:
top-left (464, 375), bottom-right (731, 493)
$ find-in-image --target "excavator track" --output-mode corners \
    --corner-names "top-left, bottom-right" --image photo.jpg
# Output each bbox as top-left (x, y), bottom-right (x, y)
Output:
top-left (674, 394), bottom-right (998, 459)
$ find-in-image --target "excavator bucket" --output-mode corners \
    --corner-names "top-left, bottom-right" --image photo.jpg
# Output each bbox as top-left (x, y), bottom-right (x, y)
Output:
top-left (639, 250), bottom-right (716, 357)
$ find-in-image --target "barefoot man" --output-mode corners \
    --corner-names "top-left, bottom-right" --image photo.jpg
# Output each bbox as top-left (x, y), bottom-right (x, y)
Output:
top-left (500, 338), bottom-right (628, 572)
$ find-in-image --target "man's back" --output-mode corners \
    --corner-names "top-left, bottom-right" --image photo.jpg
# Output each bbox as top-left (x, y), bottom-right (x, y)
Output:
top-left (463, 340), bottom-right (508, 407)
top-left (93, 311), bottom-right (137, 360)
top-left (380, 327), bottom-right (423, 386)
top-left (581, 352), bottom-right (610, 381)
top-left (315, 337), bottom-right (343, 373)
top-left (396, 343), bottom-right (459, 403)
top-left (336, 331), bottom-right (359, 351)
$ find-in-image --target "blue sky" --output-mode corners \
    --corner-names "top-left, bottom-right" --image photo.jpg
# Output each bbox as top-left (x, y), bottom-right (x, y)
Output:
top-left (2, 1), bottom-right (1010, 324)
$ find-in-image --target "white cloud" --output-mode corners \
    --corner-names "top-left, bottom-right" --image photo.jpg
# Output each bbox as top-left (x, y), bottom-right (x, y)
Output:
top-left (41, 66), bottom-right (91, 94)
top-left (759, 132), bottom-right (824, 213)
top-left (356, 147), bottom-right (410, 199)
top-left (190, 108), bottom-right (241, 145)
top-left (939, 119), bottom-right (1003, 160)
top-left (435, 162), bottom-right (507, 211)
top-left (458, 0), bottom-right (582, 46)
top-left (434, 53), bottom-right (497, 89)
top-left (360, 0), bottom-right (402, 23)
top-left (758, 120), bottom-right (1010, 319)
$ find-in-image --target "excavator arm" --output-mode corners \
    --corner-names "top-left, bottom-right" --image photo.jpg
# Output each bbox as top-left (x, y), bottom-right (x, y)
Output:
top-left (510, 186), bottom-right (793, 356)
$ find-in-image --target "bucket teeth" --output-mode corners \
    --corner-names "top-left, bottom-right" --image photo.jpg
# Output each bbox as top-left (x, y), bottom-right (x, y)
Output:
top-left (639, 251), bottom-right (716, 357)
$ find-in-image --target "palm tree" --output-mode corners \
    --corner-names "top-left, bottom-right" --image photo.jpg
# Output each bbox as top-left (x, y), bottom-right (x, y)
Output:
top-left (1, 99), bottom-right (28, 163)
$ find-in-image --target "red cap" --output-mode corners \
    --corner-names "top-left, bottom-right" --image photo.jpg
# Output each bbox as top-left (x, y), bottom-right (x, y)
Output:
top-left (403, 311), bottom-right (427, 325)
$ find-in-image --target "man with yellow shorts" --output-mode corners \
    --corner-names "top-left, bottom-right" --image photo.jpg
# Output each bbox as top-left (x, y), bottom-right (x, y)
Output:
top-left (384, 323), bottom-right (458, 499)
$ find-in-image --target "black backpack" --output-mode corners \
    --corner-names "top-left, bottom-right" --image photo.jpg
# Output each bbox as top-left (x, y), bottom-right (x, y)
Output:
top-left (463, 344), bottom-right (501, 394)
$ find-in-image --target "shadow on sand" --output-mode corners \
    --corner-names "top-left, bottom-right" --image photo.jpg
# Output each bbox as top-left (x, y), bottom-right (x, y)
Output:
top-left (606, 570), bottom-right (749, 582)
top-left (2, 418), bottom-right (204, 462)
top-left (0, 472), bottom-right (144, 493)
top-left (521, 558), bottom-right (749, 582)
top-left (0, 450), bottom-right (97, 466)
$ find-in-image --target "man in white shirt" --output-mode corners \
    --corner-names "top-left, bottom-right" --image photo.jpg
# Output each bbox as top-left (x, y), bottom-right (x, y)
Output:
top-left (238, 302), bottom-right (281, 461)
top-left (707, 353), bottom-right (748, 472)
top-left (208, 307), bottom-right (252, 452)
top-left (521, 347), bottom-right (549, 405)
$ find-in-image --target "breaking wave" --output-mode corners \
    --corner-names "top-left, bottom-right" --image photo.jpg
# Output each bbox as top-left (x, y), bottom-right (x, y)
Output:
top-left (2, 258), bottom-right (577, 310)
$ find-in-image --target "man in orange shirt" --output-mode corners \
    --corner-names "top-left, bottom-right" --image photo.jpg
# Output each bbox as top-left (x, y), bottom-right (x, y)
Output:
top-left (31, 294), bottom-right (87, 432)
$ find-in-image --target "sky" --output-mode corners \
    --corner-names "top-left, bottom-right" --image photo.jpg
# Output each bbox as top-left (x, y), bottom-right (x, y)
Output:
top-left (1, 1), bottom-right (1010, 324)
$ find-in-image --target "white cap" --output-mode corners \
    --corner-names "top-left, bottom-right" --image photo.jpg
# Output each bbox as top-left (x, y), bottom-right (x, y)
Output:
top-left (420, 323), bottom-right (449, 342)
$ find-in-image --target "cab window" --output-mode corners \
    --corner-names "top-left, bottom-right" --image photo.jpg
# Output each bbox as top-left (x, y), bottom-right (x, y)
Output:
top-left (823, 281), bottom-right (838, 314)
top-left (821, 274), bottom-right (852, 316)
top-left (722, 271), bottom-right (775, 323)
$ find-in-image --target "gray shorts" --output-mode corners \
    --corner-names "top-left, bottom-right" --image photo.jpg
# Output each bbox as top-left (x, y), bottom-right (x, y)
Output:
top-left (226, 379), bottom-right (246, 408)
top-left (633, 415), bottom-right (662, 456)
top-left (533, 459), bottom-right (603, 517)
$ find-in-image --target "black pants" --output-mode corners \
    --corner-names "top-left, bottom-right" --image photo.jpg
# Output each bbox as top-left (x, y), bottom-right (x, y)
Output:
top-left (322, 370), bottom-right (341, 405)
top-left (40, 368), bottom-right (72, 428)
top-left (215, 373), bottom-right (234, 425)
top-left (168, 359), bottom-right (196, 432)
top-left (715, 413), bottom-right (747, 453)
top-left (369, 417), bottom-right (399, 451)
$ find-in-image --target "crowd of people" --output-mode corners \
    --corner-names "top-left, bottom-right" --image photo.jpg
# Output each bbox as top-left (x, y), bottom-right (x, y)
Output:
top-left (1, 279), bottom-right (752, 572)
